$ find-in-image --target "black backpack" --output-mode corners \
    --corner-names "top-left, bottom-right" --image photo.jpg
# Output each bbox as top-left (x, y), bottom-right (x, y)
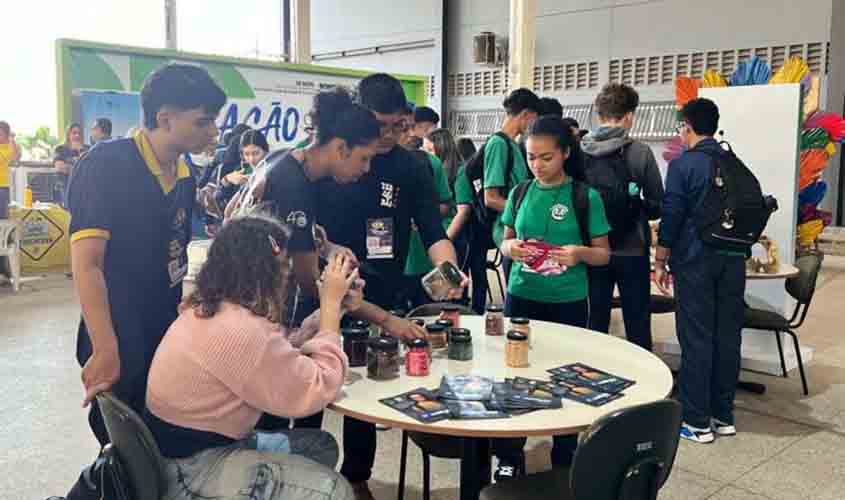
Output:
top-left (693, 142), bottom-right (775, 252)
top-left (582, 145), bottom-right (640, 248)
top-left (464, 132), bottom-right (515, 249)
top-left (509, 179), bottom-right (592, 247)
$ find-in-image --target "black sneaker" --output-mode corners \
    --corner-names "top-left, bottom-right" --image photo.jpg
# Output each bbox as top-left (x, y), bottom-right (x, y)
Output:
top-left (494, 455), bottom-right (526, 483)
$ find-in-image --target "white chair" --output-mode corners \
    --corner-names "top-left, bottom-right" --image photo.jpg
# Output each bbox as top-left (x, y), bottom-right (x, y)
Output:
top-left (0, 220), bottom-right (21, 293)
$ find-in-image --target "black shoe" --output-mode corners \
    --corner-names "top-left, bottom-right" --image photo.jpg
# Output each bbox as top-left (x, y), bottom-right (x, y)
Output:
top-left (494, 454), bottom-right (526, 483)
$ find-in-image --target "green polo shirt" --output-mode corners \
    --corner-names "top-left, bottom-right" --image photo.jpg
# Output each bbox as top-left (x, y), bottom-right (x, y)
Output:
top-left (405, 153), bottom-right (454, 276)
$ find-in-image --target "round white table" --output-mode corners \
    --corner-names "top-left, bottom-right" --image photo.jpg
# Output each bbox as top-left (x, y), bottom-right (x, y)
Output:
top-left (746, 264), bottom-right (800, 280)
top-left (329, 316), bottom-right (673, 499)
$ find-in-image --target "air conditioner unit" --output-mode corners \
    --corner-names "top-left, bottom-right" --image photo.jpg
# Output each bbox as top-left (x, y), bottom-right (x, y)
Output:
top-left (473, 32), bottom-right (497, 66)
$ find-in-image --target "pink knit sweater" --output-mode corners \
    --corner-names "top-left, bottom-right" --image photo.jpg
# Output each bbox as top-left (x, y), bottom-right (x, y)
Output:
top-left (146, 302), bottom-right (348, 440)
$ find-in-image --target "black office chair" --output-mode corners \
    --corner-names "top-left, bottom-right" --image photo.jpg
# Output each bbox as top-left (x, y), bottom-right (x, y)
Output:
top-left (742, 254), bottom-right (823, 396)
top-left (398, 305), bottom-right (480, 500)
top-left (479, 399), bottom-right (682, 500)
top-left (97, 392), bottom-right (166, 500)
top-left (486, 249), bottom-right (505, 303)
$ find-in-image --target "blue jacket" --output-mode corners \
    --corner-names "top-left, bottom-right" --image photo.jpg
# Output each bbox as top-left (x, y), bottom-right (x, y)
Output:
top-left (657, 137), bottom-right (723, 267)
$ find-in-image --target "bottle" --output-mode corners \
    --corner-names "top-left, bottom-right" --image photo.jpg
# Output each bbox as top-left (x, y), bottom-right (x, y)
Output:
top-left (448, 328), bottom-right (473, 361)
top-left (342, 327), bottom-right (370, 368)
top-left (405, 338), bottom-right (430, 376)
top-left (425, 323), bottom-right (448, 350)
top-left (485, 305), bottom-right (505, 336)
top-left (506, 331), bottom-right (530, 368)
top-left (23, 186), bottom-right (33, 208)
top-left (509, 317), bottom-right (532, 348)
top-left (440, 305), bottom-right (461, 329)
top-left (367, 337), bottom-right (400, 380)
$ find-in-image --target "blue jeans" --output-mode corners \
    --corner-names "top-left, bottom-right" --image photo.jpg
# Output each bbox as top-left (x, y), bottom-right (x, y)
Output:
top-left (162, 429), bottom-right (350, 500)
top-left (588, 254), bottom-right (653, 351)
top-left (673, 253), bottom-right (746, 428)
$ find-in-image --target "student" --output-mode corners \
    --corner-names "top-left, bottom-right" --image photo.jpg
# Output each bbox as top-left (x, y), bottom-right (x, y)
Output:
top-left (582, 83), bottom-right (664, 351)
top-left (412, 105), bottom-right (440, 141)
top-left (53, 123), bottom-right (90, 206)
top-left (457, 137), bottom-right (477, 164)
top-left (561, 117), bottom-right (588, 144)
top-left (55, 64), bottom-right (225, 500)
top-left (483, 88), bottom-right (541, 282)
top-left (655, 98), bottom-right (745, 444)
top-left (0, 121), bottom-right (21, 219)
top-left (315, 73), bottom-right (467, 500)
top-left (90, 118), bottom-right (112, 143)
top-left (403, 120), bottom-right (454, 309)
top-left (538, 97), bottom-right (563, 117)
top-left (144, 215), bottom-right (356, 500)
top-left (498, 115), bottom-right (611, 475)
top-left (221, 130), bottom-right (270, 219)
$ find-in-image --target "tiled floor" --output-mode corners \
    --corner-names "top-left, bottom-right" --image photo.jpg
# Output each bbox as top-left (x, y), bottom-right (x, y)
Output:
top-left (2, 257), bottom-right (845, 500)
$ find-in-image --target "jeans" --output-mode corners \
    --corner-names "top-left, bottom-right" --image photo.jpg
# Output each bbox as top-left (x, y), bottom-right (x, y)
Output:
top-left (673, 252), bottom-right (746, 428)
top-left (497, 294), bottom-right (590, 467)
top-left (588, 254), bottom-right (653, 351)
top-left (161, 429), bottom-right (352, 500)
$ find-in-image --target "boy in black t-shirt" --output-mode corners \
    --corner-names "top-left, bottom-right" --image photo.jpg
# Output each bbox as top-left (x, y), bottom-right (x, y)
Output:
top-left (55, 64), bottom-right (225, 500)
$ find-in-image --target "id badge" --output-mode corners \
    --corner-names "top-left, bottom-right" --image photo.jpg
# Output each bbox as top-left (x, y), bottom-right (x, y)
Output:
top-left (366, 217), bottom-right (394, 259)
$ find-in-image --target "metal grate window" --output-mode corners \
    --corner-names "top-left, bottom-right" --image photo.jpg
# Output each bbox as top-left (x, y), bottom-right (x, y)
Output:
top-left (532, 60), bottom-right (602, 93)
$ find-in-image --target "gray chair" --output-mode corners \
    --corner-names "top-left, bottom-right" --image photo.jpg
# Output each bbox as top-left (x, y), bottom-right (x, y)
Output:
top-left (97, 392), bottom-right (166, 500)
top-left (742, 254), bottom-right (823, 396)
top-left (398, 304), bottom-right (480, 500)
top-left (480, 399), bottom-right (683, 500)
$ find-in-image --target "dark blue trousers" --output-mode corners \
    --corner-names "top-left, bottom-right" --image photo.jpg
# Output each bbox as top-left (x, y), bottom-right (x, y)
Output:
top-left (588, 254), bottom-right (653, 351)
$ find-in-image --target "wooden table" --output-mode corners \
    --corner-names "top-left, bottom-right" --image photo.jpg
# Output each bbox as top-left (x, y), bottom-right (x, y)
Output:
top-left (329, 316), bottom-right (674, 500)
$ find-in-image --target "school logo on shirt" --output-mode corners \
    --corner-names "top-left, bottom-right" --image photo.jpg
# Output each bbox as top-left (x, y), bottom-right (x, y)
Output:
top-left (551, 203), bottom-right (568, 221)
top-left (286, 210), bottom-right (308, 228)
top-left (380, 182), bottom-right (398, 208)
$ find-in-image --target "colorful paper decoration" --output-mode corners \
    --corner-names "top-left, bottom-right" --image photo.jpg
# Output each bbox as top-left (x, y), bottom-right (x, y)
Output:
top-left (799, 149), bottom-right (829, 190)
top-left (731, 56), bottom-right (772, 86)
top-left (702, 69), bottom-right (728, 88)
top-left (675, 77), bottom-right (701, 107)
top-left (770, 57), bottom-right (810, 84)
top-left (798, 180), bottom-right (828, 207)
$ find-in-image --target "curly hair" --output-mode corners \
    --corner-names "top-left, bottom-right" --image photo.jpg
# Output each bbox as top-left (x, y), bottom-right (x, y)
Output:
top-left (594, 83), bottom-right (640, 120)
top-left (182, 213), bottom-right (292, 324)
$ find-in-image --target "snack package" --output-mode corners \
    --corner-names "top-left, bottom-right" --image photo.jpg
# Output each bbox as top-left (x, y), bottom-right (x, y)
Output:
top-left (543, 378), bottom-right (624, 407)
top-left (522, 240), bottom-right (567, 276)
top-left (380, 388), bottom-right (452, 423)
top-left (547, 363), bottom-right (635, 394)
top-left (445, 401), bottom-right (510, 420)
top-left (507, 377), bottom-right (562, 409)
top-left (438, 375), bottom-right (494, 401)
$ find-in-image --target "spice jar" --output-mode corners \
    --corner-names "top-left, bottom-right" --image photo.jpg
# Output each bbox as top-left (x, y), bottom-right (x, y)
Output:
top-left (342, 327), bottom-right (370, 368)
top-left (448, 328), bottom-right (473, 361)
top-left (367, 337), bottom-right (400, 380)
top-left (485, 305), bottom-right (505, 336)
top-left (509, 317), bottom-right (531, 348)
top-left (421, 261), bottom-right (463, 301)
top-left (425, 323), bottom-right (448, 350)
top-left (440, 305), bottom-right (461, 329)
top-left (506, 331), bottom-right (530, 368)
top-left (350, 319), bottom-right (373, 337)
top-left (405, 338), bottom-right (430, 376)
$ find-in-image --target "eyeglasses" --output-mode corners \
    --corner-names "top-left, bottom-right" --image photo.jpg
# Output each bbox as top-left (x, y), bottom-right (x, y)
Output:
top-left (378, 119), bottom-right (410, 136)
top-left (675, 123), bottom-right (687, 134)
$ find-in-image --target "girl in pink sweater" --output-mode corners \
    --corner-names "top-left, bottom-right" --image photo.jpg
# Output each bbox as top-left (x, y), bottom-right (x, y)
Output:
top-left (145, 214), bottom-right (358, 500)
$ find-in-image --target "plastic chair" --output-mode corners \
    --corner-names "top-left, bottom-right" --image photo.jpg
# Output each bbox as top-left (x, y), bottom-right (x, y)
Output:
top-left (96, 392), bottom-right (166, 500)
top-left (742, 254), bottom-right (823, 395)
top-left (480, 399), bottom-right (683, 500)
top-left (397, 305), bottom-right (480, 500)
top-left (0, 220), bottom-right (21, 293)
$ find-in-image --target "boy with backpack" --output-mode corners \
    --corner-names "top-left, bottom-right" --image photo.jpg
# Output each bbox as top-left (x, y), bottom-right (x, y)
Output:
top-left (465, 88), bottom-right (541, 286)
top-left (581, 83), bottom-right (664, 351)
top-left (655, 98), bottom-right (760, 443)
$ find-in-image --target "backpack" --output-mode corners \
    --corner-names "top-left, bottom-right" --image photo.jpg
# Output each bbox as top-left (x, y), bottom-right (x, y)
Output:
top-left (509, 179), bottom-right (592, 247)
top-left (464, 132), bottom-right (516, 249)
top-left (582, 145), bottom-right (640, 248)
top-left (693, 141), bottom-right (774, 252)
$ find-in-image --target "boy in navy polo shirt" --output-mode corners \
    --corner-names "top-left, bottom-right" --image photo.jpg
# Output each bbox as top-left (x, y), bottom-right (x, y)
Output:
top-left (55, 64), bottom-right (225, 500)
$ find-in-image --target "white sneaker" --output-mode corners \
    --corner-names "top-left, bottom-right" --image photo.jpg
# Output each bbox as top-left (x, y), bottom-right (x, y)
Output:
top-left (712, 419), bottom-right (737, 436)
top-left (680, 422), bottom-right (715, 443)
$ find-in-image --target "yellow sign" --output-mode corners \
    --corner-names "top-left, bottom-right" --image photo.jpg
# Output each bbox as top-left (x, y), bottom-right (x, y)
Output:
top-left (10, 206), bottom-right (70, 271)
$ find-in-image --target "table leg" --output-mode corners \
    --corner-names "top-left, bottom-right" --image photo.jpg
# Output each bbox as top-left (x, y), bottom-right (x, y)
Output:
top-left (460, 437), bottom-right (491, 500)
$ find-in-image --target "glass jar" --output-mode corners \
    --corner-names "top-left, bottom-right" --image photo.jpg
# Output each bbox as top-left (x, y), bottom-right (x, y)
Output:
top-left (485, 305), bottom-right (505, 336)
top-left (421, 261), bottom-right (464, 301)
top-left (509, 317), bottom-right (531, 348)
top-left (506, 330), bottom-right (529, 368)
top-left (448, 328), bottom-right (473, 361)
top-left (341, 327), bottom-right (370, 368)
top-left (440, 305), bottom-right (461, 329)
top-left (350, 319), bottom-right (373, 337)
top-left (367, 337), bottom-right (400, 380)
top-left (405, 338), bottom-right (430, 376)
top-left (425, 323), bottom-right (448, 350)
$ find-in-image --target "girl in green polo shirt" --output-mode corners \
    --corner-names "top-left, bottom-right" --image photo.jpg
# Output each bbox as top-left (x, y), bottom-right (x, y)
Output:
top-left (498, 114), bottom-right (612, 471)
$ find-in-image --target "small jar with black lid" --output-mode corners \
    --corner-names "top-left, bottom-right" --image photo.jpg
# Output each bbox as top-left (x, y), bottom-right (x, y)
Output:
top-left (341, 327), bottom-right (370, 367)
top-left (440, 305), bottom-right (461, 329)
top-left (448, 328), bottom-right (473, 361)
top-left (349, 319), bottom-right (373, 337)
top-left (509, 317), bottom-right (531, 348)
top-left (506, 330), bottom-right (529, 367)
top-left (425, 323), bottom-right (448, 350)
top-left (485, 305), bottom-right (505, 336)
top-left (406, 338), bottom-right (430, 376)
top-left (367, 336), bottom-right (400, 380)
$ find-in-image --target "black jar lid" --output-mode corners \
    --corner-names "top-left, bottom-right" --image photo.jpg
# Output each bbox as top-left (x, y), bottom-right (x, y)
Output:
top-left (449, 328), bottom-right (472, 343)
top-left (349, 319), bottom-right (371, 329)
top-left (507, 330), bottom-right (528, 341)
top-left (409, 338), bottom-right (429, 349)
top-left (442, 305), bottom-right (461, 312)
top-left (341, 327), bottom-right (370, 340)
top-left (370, 336), bottom-right (399, 351)
top-left (435, 319), bottom-right (454, 328)
top-left (411, 318), bottom-right (427, 327)
top-left (510, 317), bottom-right (530, 325)
top-left (486, 304), bottom-right (504, 313)
top-left (426, 323), bottom-right (447, 332)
